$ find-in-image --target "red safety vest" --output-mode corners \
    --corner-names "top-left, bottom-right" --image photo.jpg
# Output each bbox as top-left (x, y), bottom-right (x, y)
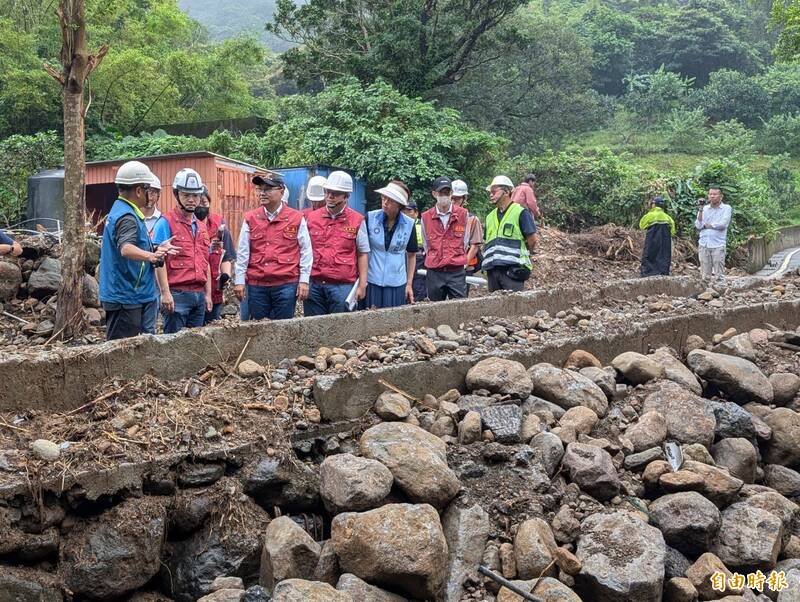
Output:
top-left (421, 205), bottom-right (468, 270)
top-left (245, 206), bottom-right (303, 287)
top-left (307, 207), bottom-right (364, 283)
top-left (205, 212), bottom-right (225, 304)
top-left (164, 208), bottom-right (210, 291)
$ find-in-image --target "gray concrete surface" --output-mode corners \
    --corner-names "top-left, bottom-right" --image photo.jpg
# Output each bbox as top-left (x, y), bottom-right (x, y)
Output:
top-left (755, 246), bottom-right (800, 279)
top-left (746, 225), bottom-right (800, 273)
top-left (0, 276), bottom-right (711, 413)
top-left (314, 298), bottom-right (800, 420)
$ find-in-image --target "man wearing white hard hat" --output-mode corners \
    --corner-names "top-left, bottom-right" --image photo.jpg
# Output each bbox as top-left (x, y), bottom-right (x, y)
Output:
top-left (99, 161), bottom-right (179, 340)
top-left (157, 168), bottom-right (213, 334)
top-left (234, 172), bottom-right (312, 321)
top-left (451, 179), bottom-right (484, 287)
top-left (305, 170), bottom-right (369, 315)
top-left (363, 180), bottom-right (419, 308)
top-left (483, 175), bottom-right (538, 292)
top-left (303, 175), bottom-right (327, 217)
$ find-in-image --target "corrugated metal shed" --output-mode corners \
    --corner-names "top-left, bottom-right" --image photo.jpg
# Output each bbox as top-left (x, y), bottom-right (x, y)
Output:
top-left (86, 151), bottom-right (268, 241)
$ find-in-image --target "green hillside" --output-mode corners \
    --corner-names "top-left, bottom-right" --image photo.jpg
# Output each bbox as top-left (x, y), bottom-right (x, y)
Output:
top-left (178, 0), bottom-right (293, 51)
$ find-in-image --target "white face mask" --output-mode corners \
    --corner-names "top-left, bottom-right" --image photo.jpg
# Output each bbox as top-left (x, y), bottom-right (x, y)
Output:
top-left (436, 195), bottom-right (452, 209)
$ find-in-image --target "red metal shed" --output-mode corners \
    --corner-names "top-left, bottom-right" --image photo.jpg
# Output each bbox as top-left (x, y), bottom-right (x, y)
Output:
top-left (85, 151), bottom-right (268, 241)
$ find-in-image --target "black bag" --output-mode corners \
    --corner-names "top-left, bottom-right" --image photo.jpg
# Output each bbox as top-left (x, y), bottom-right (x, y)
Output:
top-left (507, 266), bottom-right (531, 282)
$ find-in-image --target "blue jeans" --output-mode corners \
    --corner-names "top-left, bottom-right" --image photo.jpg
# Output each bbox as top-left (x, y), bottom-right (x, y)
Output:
top-left (204, 303), bottom-right (222, 325)
top-left (246, 283), bottom-right (298, 320)
top-left (162, 291), bottom-right (205, 334)
top-left (142, 298), bottom-right (159, 334)
top-left (304, 282), bottom-right (352, 316)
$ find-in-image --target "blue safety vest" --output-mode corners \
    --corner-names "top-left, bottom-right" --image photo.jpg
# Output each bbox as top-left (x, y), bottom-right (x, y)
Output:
top-left (366, 209), bottom-right (414, 287)
top-left (99, 198), bottom-right (156, 305)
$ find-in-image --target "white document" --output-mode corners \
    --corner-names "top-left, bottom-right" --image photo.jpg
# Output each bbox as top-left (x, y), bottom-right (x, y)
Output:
top-left (345, 278), bottom-right (360, 311)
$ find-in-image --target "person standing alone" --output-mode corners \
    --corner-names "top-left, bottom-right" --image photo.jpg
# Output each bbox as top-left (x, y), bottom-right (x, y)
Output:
top-left (695, 186), bottom-right (732, 285)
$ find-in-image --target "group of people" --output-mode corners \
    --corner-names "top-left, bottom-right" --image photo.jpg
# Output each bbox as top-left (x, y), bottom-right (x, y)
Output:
top-left (638, 185), bottom-right (732, 285)
top-left (96, 161), bottom-right (543, 340)
top-left (0, 161), bottom-right (733, 342)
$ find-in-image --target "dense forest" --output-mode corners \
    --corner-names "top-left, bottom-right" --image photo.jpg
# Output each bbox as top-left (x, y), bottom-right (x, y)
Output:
top-left (2, 0), bottom-right (800, 246)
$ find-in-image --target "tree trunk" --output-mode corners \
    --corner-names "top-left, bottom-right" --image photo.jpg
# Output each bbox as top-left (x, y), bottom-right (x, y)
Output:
top-left (47, 0), bottom-right (107, 340)
top-left (55, 83), bottom-right (87, 338)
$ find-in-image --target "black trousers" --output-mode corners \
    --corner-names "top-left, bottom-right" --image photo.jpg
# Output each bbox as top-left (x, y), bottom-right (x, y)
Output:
top-left (487, 266), bottom-right (526, 292)
top-left (426, 268), bottom-right (467, 301)
top-left (103, 301), bottom-right (156, 340)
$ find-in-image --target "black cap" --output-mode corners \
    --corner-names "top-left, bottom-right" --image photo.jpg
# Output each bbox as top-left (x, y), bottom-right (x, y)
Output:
top-left (431, 176), bottom-right (452, 192)
top-left (252, 172), bottom-right (285, 187)
top-left (405, 200), bottom-right (418, 210)
top-left (653, 196), bottom-right (666, 207)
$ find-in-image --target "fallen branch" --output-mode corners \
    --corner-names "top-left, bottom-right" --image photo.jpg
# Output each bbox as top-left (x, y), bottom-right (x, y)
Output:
top-left (2, 311), bottom-right (29, 324)
top-left (0, 419), bottom-right (30, 433)
top-left (771, 341), bottom-right (800, 353)
top-left (377, 378), bottom-right (421, 404)
top-left (530, 559), bottom-right (557, 595)
top-left (243, 403), bottom-right (276, 411)
top-left (64, 386), bottom-right (125, 416)
top-left (478, 565), bottom-right (544, 602)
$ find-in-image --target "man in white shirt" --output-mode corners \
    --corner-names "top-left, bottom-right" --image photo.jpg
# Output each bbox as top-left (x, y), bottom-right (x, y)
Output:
top-left (234, 173), bottom-right (313, 320)
top-left (695, 186), bottom-right (732, 285)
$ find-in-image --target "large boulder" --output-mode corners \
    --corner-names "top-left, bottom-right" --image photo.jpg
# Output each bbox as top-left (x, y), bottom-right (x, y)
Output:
top-left (360, 422), bottom-right (460, 509)
top-left (771, 373), bottom-right (800, 406)
top-left (60, 498), bottom-right (166, 600)
top-left (711, 438), bottom-right (757, 484)
top-left (242, 456), bottom-right (321, 512)
top-left (685, 552), bottom-right (744, 600)
top-left (497, 577), bottom-right (583, 602)
top-left (686, 350), bottom-right (773, 404)
top-left (514, 518), bottom-right (558, 579)
top-left (611, 351), bottom-right (665, 384)
top-left (0, 261), bottom-right (22, 301)
top-left (562, 443), bottom-right (619, 501)
top-left (762, 408), bottom-right (800, 468)
top-left (681, 460), bottom-right (744, 508)
top-left (82, 274), bottom-right (100, 308)
top-left (708, 401), bottom-right (759, 443)
top-left (466, 358), bottom-right (533, 398)
top-left (713, 333), bottom-right (757, 362)
top-left (649, 492), bottom-right (721, 556)
top-left (336, 574), bottom-right (408, 601)
top-left (272, 579), bottom-right (352, 602)
top-left (259, 516), bottom-right (321, 593)
top-left (528, 363), bottom-right (608, 417)
top-left (27, 257), bottom-right (61, 298)
top-left (642, 381), bottom-right (716, 448)
top-left (479, 404), bottom-right (523, 444)
top-left (575, 511), bottom-right (665, 602)
top-left (319, 454), bottom-right (393, 514)
top-left (0, 567), bottom-right (63, 602)
top-left (741, 491), bottom-right (799, 551)
top-left (651, 347), bottom-right (703, 395)
top-left (441, 504), bottom-right (489, 602)
top-left (161, 487), bottom-right (269, 602)
top-left (765, 464), bottom-right (800, 498)
top-left (710, 502), bottom-right (784, 571)
top-left (331, 504), bottom-right (448, 600)
top-left (530, 432), bottom-right (564, 478)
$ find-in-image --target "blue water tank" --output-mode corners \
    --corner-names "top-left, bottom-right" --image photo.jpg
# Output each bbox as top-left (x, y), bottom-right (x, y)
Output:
top-left (272, 165), bottom-right (367, 214)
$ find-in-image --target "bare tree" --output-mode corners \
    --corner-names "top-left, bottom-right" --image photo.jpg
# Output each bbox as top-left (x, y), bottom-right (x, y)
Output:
top-left (44, 0), bottom-right (107, 339)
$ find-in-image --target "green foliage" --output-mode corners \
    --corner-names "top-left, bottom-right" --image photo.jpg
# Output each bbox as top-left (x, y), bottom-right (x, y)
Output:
top-left (695, 69), bottom-right (770, 127)
top-left (0, 131), bottom-right (63, 226)
top-left (761, 114), bottom-right (800, 156)
top-left (756, 64), bottom-right (800, 116)
top-left (661, 108), bottom-right (707, 153)
top-left (622, 67), bottom-right (695, 126)
top-left (771, 0), bottom-right (800, 62)
top-left (766, 154), bottom-right (800, 213)
top-left (702, 120), bottom-right (756, 160)
top-left (445, 9), bottom-right (605, 152)
top-left (267, 0), bottom-right (527, 95)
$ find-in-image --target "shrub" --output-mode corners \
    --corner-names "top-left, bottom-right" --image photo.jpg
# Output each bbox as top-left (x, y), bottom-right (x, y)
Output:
top-left (661, 108), bottom-right (707, 153)
top-left (760, 114), bottom-right (800, 156)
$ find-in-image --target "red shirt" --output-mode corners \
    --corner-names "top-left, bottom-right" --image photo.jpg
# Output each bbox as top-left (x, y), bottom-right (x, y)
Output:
top-left (421, 205), bottom-right (468, 270)
top-left (244, 206), bottom-right (303, 287)
top-left (511, 183), bottom-right (541, 218)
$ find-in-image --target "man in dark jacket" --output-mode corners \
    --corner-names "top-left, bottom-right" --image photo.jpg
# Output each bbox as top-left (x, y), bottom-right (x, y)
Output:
top-left (639, 196), bottom-right (675, 277)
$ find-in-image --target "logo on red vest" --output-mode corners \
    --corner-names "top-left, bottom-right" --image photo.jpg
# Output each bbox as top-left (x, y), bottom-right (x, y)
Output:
top-left (342, 226), bottom-right (357, 234)
top-left (453, 224), bottom-right (465, 234)
top-left (283, 224), bottom-right (298, 236)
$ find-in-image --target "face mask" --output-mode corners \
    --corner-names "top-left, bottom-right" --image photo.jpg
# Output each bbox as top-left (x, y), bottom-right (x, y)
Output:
top-left (194, 206), bottom-right (210, 220)
top-left (436, 195), bottom-right (452, 209)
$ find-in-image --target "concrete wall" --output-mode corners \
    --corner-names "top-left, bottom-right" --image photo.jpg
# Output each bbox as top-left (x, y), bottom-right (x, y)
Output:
top-left (746, 225), bottom-right (800, 273)
top-left (313, 299), bottom-right (800, 420)
top-left (0, 276), bottom-right (730, 413)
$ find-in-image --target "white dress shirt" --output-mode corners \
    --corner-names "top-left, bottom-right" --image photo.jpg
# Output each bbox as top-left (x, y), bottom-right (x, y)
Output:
top-left (234, 204), bottom-right (313, 285)
top-left (695, 202), bottom-right (732, 248)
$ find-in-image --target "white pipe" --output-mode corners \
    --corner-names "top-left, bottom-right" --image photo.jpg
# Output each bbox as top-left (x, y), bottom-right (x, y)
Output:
top-left (416, 269), bottom-right (487, 287)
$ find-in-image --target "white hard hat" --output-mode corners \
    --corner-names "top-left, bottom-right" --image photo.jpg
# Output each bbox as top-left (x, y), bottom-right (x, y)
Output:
top-left (282, 187), bottom-right (289, 204)
top-left (306, 175), bottom-right (327, 202)
top-left (485, 175), bottom-right (514, 191)
top-left (452, 179), bottom-right (469, 197)
top-left (323, 170), bottom-right (353, 193)
top-left (151, 175), bottom-right (161, 190)
top-left (115, 161), bottom-right (155, 186)
top-left (173, 168), bottom-right (204, 194)
top-left (375, 182), bottom-right (409, 207)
